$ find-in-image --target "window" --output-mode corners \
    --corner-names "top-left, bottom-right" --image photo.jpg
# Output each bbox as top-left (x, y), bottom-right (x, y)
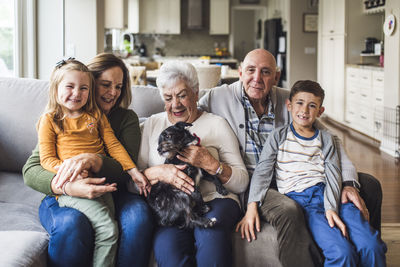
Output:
top-left (0, 0), bottom-right (15, 76)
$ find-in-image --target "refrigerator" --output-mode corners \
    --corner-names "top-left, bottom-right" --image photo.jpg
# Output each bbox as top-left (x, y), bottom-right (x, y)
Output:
top-left (264, 18), bottom-right (286, 87)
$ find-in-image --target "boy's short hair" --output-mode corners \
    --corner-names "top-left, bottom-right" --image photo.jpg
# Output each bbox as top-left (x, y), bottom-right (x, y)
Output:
top-left (289, 80), bottom-right (325, 105)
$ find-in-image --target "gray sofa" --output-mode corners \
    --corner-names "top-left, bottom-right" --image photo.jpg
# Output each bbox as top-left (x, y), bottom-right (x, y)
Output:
top-left (0, 77), bottom-right (381, 267)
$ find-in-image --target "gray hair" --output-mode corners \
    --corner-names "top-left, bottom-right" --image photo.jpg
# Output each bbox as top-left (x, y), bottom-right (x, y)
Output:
top-left (156, 61), bottom-right (199, 99)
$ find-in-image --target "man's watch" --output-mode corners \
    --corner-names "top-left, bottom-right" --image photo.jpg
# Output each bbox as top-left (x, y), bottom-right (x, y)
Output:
top-left (343, 181), bottom-right (361, 192)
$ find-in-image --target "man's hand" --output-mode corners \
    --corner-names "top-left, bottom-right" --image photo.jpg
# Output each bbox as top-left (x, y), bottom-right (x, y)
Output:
top-left (341, 186), bottom-right (369, 221)
top-left (235, 202), bottom-right (260, 242)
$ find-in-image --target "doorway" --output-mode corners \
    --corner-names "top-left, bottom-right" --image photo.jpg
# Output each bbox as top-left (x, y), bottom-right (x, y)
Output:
top-left (230, 6), bottom-right (267, 62)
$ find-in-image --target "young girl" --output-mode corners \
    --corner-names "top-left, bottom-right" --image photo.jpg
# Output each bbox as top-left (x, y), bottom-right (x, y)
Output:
top-left (37, 58), bottom-right (150, 267)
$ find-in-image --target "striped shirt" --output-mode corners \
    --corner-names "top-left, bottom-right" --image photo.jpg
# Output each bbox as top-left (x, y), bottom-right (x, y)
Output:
top-left (276, 124), bottom-right (325, 194)
top-left (242, 90), bottom-right (275, 176)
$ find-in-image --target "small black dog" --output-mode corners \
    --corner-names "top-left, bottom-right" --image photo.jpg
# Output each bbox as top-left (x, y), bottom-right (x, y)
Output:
top-left (147, 121), bottom-right (228, 229)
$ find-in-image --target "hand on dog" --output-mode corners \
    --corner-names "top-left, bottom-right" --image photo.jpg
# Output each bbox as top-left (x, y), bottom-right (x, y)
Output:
top-left (144, 164), bottom-right (195, 195)
top-left (128, 168), bottom-right (151, 197)
top-left (236, 202), bottom-right (260, 242)
top-left (177, 145), bottom-right (218, 172)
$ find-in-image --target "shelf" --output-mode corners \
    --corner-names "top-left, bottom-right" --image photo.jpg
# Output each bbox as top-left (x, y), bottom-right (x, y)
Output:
top-left (360, 53), bottom-right (380, 57)
top-left (363, 5), bottom-right (385, 14)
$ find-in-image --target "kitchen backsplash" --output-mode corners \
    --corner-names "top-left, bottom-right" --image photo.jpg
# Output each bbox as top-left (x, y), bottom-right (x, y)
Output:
top-left (134, 30), bottom-right (229, 57)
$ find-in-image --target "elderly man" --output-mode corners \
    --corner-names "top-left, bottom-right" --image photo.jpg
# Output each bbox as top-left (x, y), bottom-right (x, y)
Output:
top-left (199, 49), bottom-right (377, 266)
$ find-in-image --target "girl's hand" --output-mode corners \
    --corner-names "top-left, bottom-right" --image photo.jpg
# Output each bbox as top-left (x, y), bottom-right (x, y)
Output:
top-left (235, 202), bottom-right (260, 242)
top-left (326, 210), bottom-right (348, 238)
top-left (143, 164), bottom-right (195, 195)
top-left (53, 153), bottom-right (102, 189)
top-left (127, 168), bottom-right (151, 197)
top-left (53, 177), bottom-right (117, 199)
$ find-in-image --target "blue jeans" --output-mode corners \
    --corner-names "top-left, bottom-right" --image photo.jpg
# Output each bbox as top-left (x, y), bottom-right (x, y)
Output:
top-left (153, 198), bottom-right (241, 267)
top-left (39, 190), bottom-right (154, 267)
top-left (287, 183), bottom-right (386, 267)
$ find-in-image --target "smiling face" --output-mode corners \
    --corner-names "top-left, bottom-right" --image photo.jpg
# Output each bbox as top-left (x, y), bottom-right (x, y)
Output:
top-left (287, 92), bottom-right (325, 133)
top-left (95, 66), bottom-right (123, 114)
top-left (57, 70), bottom-right (90, 117)
top-left (239, 49), bottom-right (280, 102)
top-left (162, 80), bottom-right (199, 124)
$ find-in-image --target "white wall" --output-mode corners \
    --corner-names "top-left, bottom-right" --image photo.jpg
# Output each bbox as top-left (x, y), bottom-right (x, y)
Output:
top-left (37, 0), bottom-right (103, 80)
top-left (381, 0), bottom-right (400, 155)
top-left (64, 0), bottom-right (102, 63)
top-left (287, 0), bottom-right (318, 87)
top-left (37, 0), bottom-right (63, 79)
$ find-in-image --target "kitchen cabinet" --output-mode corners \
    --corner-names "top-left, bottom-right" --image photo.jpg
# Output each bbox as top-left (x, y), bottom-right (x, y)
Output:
top-left (320, 0), bottom-right (345, 36)
top-left (105, 0), bottom-right (128, 29)
top-left (345, 66), bottom-right (384, 139)
top-left (320, 35), bottom-right (345, 122)
top-left (128, 0), bottom-right (180, 34)
top-left (210, 0), bottom-right (230, 35)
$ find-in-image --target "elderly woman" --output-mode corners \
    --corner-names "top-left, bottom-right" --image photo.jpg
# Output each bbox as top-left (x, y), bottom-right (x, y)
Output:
top-left (138, 61), bottom-right (249, 267)
top-left (22, 53), bottom-right (153, 267)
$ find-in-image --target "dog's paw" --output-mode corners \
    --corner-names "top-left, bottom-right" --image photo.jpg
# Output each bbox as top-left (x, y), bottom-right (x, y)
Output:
top-left (217, 186), bottom-right (229, 196)
top-left (205, 217), bottom-right (217, 228)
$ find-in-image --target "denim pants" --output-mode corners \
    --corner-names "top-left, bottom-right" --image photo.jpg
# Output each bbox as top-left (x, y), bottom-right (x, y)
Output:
top-left (58, 193), bottom-right (118, 267)
top-left (286, 183), bottom-right (387, 267)
top-left (39, 190), bottom-right (154, 267)
top-left (153, 198), bottom-right (241, 267)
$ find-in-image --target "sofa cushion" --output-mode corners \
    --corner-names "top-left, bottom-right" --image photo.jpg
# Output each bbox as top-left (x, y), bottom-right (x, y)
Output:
top-left (0, 78), bottom-right (49, 172)
top-left (232, 222), bottom-right (281, 267)
top-left (130, 85), bottom-right (164, 119)
top-left (0, 231), bottom-right (48, 267)
top-left (0, 172), bottom-right (45, 232)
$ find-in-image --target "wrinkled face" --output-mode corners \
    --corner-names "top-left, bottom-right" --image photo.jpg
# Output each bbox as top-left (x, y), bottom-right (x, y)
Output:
top-left (57, 70), bottom-right (90, 117)
top-left (286, 92), bottom-right (324, 130)
top-left (163, 80), bottom-right (199, 124)
top-left (239, 50), bottom-right (280, 102)
top-left (95, 66), bottom-right (123, 114)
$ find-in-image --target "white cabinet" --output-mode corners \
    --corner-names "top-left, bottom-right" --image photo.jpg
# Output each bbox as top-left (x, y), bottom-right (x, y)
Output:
top-left (320, 36), bottom-right (345, 122)
top-left (105, 0), bottom-right (128, 29)
top-left (345, 66), bottom-right (384, 139)
top-left (320, 0), bottom-right (345, 36)
top-left (210, 0), bottom-right (230, 35)
top-left (318, 0), bottom-right (346, 123)
top-left (128, 0), bottom-right (180, 34)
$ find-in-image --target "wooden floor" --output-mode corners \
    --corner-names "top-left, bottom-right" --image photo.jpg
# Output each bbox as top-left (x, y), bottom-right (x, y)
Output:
top-left (322, 118), bottom-right (400, 223)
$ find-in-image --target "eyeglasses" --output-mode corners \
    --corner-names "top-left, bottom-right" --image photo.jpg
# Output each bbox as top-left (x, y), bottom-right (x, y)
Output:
top-left (55, 57), bottom-right (75, 68)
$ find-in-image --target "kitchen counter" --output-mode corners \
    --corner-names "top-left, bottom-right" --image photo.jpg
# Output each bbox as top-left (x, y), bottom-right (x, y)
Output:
top-left (146, 68), bottom-right (239, 86)
top-left (346, 64), bottom-right (384, 71)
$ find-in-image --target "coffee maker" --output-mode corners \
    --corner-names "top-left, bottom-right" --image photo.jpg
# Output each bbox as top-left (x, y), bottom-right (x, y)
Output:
top-left (362, 37), bottom-right (379, 54)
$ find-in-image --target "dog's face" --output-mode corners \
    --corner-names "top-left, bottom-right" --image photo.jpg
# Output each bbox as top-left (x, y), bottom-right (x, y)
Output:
top-left (158, 122), bottom-right (199, 160)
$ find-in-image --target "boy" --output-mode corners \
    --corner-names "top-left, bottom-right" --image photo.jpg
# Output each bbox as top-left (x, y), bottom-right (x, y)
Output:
top-left (237, 80), bottom-right (386, 266)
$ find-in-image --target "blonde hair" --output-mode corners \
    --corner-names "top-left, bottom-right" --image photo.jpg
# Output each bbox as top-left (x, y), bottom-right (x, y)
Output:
top-left (87, 53), bottom-right (132, 109)
top-left (46, 59), bottom-right (101, 132)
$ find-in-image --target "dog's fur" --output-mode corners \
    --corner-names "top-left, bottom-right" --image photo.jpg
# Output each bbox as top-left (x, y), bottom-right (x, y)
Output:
top-left (147, 122), bottom-right (228, 229)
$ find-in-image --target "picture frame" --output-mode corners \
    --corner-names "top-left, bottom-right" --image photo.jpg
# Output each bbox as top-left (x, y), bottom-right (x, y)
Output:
top-left (303, 13), bottom-right (318, 33)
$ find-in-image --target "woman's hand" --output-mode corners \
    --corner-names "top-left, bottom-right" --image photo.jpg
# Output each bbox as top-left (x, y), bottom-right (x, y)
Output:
top-left (235, 202), bottom-right (260, 242)
top-left (53, 153), bottom-right (103, 189)
top-left (325, 210), bottom-right (348, 238)
top-left (177, 145), bottom-right (219, 171)
top-left (53, 177), bottom-right (117, 199)
top-left (143, 164), bottom-right (195, 194)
